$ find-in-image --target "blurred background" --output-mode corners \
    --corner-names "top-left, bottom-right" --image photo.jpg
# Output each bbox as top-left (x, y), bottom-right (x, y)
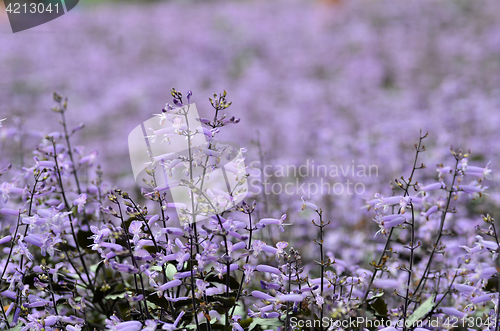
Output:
top-left (1, 0), bottom-right (500, 231)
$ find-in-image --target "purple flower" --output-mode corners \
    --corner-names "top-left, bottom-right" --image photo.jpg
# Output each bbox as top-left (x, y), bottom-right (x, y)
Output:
top-left (141, 320), bottom-right (157, 331)
top-left (0, 207), bottom-right (19, 216)
top-left (16, 236), bottom-right (33, 261)
top-left (157, 279), bottom-right (182, 298)
top-left (257, 214), bottom-right (288, 231)
top-left (195, 279), bottom-right (209, 298)
top-left (24, 234), bottom-right (43, 247)
top-left (231, 315), bottom-right (244, 331)
top-left (252, 240), bottom-right (266, 258)
top-left (162, 311), bottom-right (185, 330)
top-left (173, 270), bottom-right (195, 279)
top-left (260, 280), bottom-right (280, 290)
top-left (465, 162), bottom-right (492, 180)
top-left (147, 214), bottom-right (160, 227)
top-left (129, 220), bottom-right (144, 245)
top-left (243, 264), bottom-right (256, 284)
top-left (163, 227), bottom-right (184, 236)
top-left (275, 294), bottom-right (304, 302)
top-left (301, 196), bottom-right (318, 211)
top-left (0, 182), bottom-right (14, 203)
top-left (275, 241), bottom-right (288, 257)
top-left (251, 290), bottom-right (274, 301)
top-left (315, 295), bottom-right (324, 306)
top-left (100, 242), bottom-right (124, 251)
top-left (113, 320), bottom-right (142, 331)
top-left (0, 235), bottom-right (11, 245)
top-left (441, 307), bottom-right (466, 319)
top-left (383, 216), bottom-right (406, 228)
top-left (471, 294), bottom-right (493, 304)
top-left (22, 215), bottom-right (44, 233)
top-left (79, 150), bottom-right (98, 166)
top-left (256, 265), bottom-right (281, 275)
top-left (111, 261), bottom-right (139, 274)
top-left (166, 202), bottom-right (188, 210)
top-left (460, 182), bottom-right (487, 196)
top-left (421, 205), bottom-right (439, 219)
top-left (33, 156), bottom-right (56, 170)
top-left (175, 252), bottom-right (190, 270)
top-left (73, 193), bottom-right (87, 213)
top-left (417, 182), bottom-right (445, 192)
top-left (437, 166), bottom-right (453, 178)
top-left (476, 235), bottom-right (499, 251)
top-left (453, 283), bottom-right (476, 296)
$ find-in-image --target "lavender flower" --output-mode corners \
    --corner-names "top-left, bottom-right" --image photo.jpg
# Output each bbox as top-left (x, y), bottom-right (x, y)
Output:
top-left (0, 84), bottom-right (498, 330)
top-left (73, 193), bottom-right (87, 213)
top-left (257, 214), bottom-right (288, 231)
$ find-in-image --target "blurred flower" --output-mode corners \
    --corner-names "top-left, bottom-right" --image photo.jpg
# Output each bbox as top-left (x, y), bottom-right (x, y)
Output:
top-left (73, 193), bottom-right (87, 213)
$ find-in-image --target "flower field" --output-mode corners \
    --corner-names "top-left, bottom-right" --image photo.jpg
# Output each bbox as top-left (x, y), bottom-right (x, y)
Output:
top-left (1, 0), bottom-right (500, 330)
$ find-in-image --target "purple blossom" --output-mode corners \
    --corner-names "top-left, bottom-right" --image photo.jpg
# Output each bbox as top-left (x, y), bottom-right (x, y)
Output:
top-left (0, 235), bottom-right (11, 245)
top-left (417, 182), bottom-right (446, 192)
top-left (243, 264), bottom-right (256, 284)
top-left (1, 41), bottom-right (499, 329)
top-left (300, 196), bottom-right (319, 211)
top-left (275, 294), bottom-right (304, 302)
top-left (441, 307), bottom-right (467, 319)
top-left (256, 265), bottom-right (281, 275)
top-left (73, 193), bottom-right (87, 213)
top-left (251, 290), bottom-right (274, 301)
top-left (257, 214), bottom-right (288, 231)
top-left (129, 220), bottom-right (144, 245)
top-left (162, 311), bottom-right (184, 330)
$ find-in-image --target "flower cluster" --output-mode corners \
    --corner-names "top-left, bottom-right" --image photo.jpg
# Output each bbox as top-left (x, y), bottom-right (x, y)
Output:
top-left (0, 91), bottom-right (498, 331)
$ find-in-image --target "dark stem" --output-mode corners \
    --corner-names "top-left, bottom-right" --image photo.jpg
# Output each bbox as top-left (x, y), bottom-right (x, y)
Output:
top-left (403, 202), bottom-right (416, 331)
top-left (411, 158), bottom-right (459, 304)
top-left (60, 108), bottom-right (82, 194)
top-left (363, 131), bottom-right (427, 305)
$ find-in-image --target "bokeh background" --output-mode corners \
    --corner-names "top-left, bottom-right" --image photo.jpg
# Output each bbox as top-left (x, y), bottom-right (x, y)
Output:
top-left (1, 0), bottom-right (500, 247)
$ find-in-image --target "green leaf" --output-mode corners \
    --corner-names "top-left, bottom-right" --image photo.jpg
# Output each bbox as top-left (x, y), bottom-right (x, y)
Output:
top-left (144, 290), bottom-right (171, 310)
top-left (76, 230), bottom-right (94, 252)
top-left (239, 318), bottom-right (253, 328)
top-left (91, 261), bottom-right (105, 281)
top-left (166, 263), bottom-right (177, 280)
top-left (367, 292), bottom-right (384, 303)
top-left (207, 294), bottom-right (236, 309)
top-left (204, 274), bottom-right (240, 290)
top-left (93, 283), bottom-right (122, 304)
top-left (485, 278), bottom-right (497, 292)
top-left (173, 297), bottom-right (197, 309)
top-left (249, 317), bottom-right (283, 330)
top-left (406, 294), bottom-right (436, 327)
top-left (149, 266), bottom-right (163, 272)
top-left (105, 292), bottom-right (127, 300)
top-left (370, 297), bottom-right (388, 317)
top-left (143, 245), bottom-right (156, 254)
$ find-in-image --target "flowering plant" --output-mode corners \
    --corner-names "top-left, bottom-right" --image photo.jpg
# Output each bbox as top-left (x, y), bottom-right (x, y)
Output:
top-left (0, 90), bottom-right (497, 331)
